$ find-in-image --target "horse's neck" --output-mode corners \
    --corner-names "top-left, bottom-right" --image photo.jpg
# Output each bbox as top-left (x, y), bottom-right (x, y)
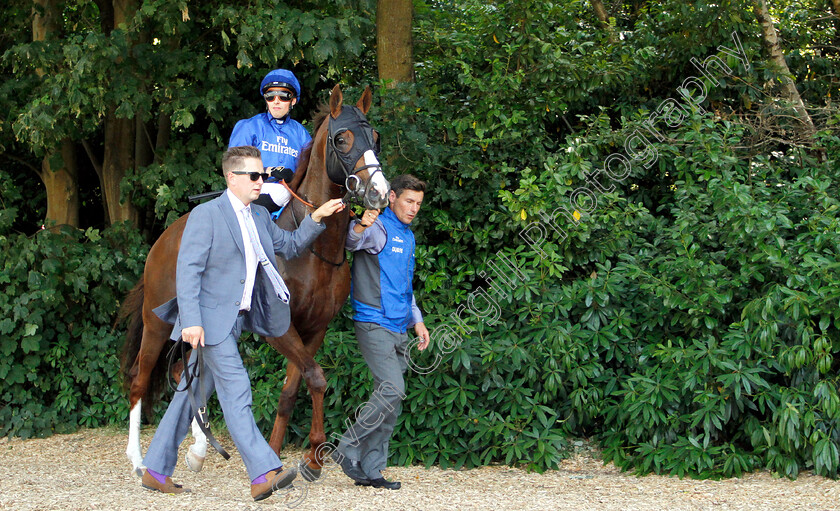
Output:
top-left (299, 167), bottom-right (340, 206)
top-left (299, 166), bottom-right (349, 254)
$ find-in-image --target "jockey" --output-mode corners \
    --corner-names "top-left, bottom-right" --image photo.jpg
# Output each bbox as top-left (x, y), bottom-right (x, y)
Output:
top-left (229, 68), bottom-right (311, 213)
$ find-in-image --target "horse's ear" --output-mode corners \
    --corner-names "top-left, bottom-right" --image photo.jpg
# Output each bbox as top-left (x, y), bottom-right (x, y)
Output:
top-left (329, 84), bottom-right (343, 119)
top-left (357, 86), bottom-right (373, 115)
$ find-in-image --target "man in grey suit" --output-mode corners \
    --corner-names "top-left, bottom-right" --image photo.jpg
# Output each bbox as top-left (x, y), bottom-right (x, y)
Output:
top-left (142, 145), bottom-right (345, 501)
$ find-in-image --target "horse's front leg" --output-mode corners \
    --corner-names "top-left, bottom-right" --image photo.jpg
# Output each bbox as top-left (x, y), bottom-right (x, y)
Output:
top-left (265, 328), bottom-right (329, 482)
top-left (300, 356), bottom-right (329, 483)
top-left (299, 330), bottom-right (330, 482)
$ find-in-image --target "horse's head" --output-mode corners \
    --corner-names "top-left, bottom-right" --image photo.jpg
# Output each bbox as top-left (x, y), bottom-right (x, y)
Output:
top-left (323, 84), bottom-right (390, 209)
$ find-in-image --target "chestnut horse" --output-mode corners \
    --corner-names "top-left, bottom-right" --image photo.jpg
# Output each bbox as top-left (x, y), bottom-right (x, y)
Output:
top-left (119, 85), bottom-right (388, 480)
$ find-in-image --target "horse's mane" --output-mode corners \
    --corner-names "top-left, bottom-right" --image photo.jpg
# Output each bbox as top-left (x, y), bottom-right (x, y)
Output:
top-left (289, 104), bottom-right (332, 191)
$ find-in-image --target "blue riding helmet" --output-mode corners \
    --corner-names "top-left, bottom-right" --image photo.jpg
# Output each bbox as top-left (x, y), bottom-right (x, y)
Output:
top-left (260, 69), bottom-right (302, 100)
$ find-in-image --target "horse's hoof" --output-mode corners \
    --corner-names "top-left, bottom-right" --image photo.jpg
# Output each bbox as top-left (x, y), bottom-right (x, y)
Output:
top-left (134, 467), bottom-right (143, 478)
top-left (185, 450), bottom-right (205, 472)
top-left (299, 460), bottom-right (322, 482)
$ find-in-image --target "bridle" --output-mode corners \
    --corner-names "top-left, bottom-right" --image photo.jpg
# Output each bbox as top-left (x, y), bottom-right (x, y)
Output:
top-left (286, 104), bottom-right (388, 267)
top-left (325, 105), bottom-right (387, 207)
top-left (285, 105), bottom-right (386, 211)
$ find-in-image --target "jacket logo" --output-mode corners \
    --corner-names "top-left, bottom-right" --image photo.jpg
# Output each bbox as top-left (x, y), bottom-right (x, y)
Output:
top-left (392, 246), bottom-right (404, 254)
top-left (392, 235), bottom-right (404, 243)
top-left (261, 138), bottom-right (299, 157)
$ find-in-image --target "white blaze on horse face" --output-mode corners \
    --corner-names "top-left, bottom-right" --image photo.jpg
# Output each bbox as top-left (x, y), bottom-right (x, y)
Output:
top-left (126, 399), bottom-right (145, 476)
top-left (364, 150), bottom-right (388, 199)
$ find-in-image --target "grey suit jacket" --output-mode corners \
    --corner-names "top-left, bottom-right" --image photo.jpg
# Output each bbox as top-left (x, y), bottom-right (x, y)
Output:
top-left (153, 194), bottom-right (324, 344)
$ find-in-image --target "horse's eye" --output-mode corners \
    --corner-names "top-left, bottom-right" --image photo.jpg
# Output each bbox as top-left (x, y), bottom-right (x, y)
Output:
top-left (334, 129), bottom-right (351, 151)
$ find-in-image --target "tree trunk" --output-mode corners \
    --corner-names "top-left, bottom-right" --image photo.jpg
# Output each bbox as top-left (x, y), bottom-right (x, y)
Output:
top-left (100, 0), bottom-right (140, 226)
top-left (590, 0), bottom-right (617, 43)
top-left (103, 110), bottom-right (138, 226)
top-left (154, 112), bottom-right (171, 163)
top-left (40, 143), bottom-right (79, 228)
top-left (153, 36), bottom-right (177, 163)
top-left (752, 0), bottom-right (816, 135)
top-left (33, 0), bottom-right (79, 227)
top-left (133, 24), bottom-right (153, 172)
top-left (376, 0), bottom-right (414, 86)
top-left (32, 0), bottom-right (57, 41)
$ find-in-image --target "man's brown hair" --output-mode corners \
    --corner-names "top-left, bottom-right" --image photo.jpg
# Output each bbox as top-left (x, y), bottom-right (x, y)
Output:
top-left (390, 174), bottom-right (426, 198)
top-left (222, 146), bottom-right (262, 176)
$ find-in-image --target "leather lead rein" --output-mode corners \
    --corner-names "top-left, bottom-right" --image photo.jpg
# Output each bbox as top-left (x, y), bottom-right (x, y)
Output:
top-left (166, 340), bottom-right (231, 460)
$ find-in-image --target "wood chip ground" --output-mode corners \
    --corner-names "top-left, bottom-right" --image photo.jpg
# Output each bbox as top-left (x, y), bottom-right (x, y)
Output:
top-left (0, 428), bottom-right (837, 510)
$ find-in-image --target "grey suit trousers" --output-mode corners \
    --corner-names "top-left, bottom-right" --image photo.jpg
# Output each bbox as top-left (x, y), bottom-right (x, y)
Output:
top-left (337, 321), bottom-right (409, 479)
top-left (143, 316), bottom-right (281, 480)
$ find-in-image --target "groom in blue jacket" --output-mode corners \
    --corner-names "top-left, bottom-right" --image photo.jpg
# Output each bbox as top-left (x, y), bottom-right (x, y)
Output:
top-left (334, 174), bottom-right (431, 490)
top-left (142, 145), bottom-right (344, 501)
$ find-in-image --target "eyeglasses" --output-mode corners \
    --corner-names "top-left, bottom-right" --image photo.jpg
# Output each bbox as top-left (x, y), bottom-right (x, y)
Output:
top-left (231, 171), bottom-right (270, 182)
top-left (263, 90), bottom-right (294, 102)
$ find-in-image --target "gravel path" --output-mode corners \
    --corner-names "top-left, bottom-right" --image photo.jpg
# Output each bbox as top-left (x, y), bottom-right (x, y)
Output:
top-left (0, 428), bottom-right (837, 510)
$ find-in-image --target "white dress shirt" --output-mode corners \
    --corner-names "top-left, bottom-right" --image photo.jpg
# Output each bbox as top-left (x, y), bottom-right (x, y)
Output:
top-left (226, 190), bottom-right (258, 311)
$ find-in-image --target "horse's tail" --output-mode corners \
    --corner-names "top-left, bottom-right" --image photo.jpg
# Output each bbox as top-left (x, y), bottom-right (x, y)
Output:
top-left (117, 277), bottom-right (170, 415)
top-left (118, 278), bottom-right (146, 392)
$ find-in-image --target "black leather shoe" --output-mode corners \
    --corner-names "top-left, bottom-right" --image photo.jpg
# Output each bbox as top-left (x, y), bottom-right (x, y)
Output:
top-left (331, 451), bottom-right (371, 485)
top-left (369, 477), bottom-right (401, 490)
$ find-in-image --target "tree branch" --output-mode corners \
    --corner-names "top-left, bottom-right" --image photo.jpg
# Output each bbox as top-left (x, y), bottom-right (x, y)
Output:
top-left (590, 0), bottom-right (618, 43)
top-left (2, 152), bottom-right (43, 178)
top-left (752, 0), bottom-right (816, 136)
top-left (81, 139), bottom-right (103, 180)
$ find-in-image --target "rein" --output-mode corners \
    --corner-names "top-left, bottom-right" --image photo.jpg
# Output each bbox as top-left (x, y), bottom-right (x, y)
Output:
top-left (281, 178), bottom-right (357, 219)
top-left (166, 340), bottom-right (231, 460)
top-left (287, 197), bottom-right (348, 267)
top-left (281, 180), bottom-right (315, 209)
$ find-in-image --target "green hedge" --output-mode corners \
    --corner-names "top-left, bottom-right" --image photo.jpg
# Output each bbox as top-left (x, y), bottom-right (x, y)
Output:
top-left (0, 223), bottom-right (146, 438)
top-left (2, 116), bottom-right (838, 478)
top-left (2, 0), bottom-right (840, 482)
